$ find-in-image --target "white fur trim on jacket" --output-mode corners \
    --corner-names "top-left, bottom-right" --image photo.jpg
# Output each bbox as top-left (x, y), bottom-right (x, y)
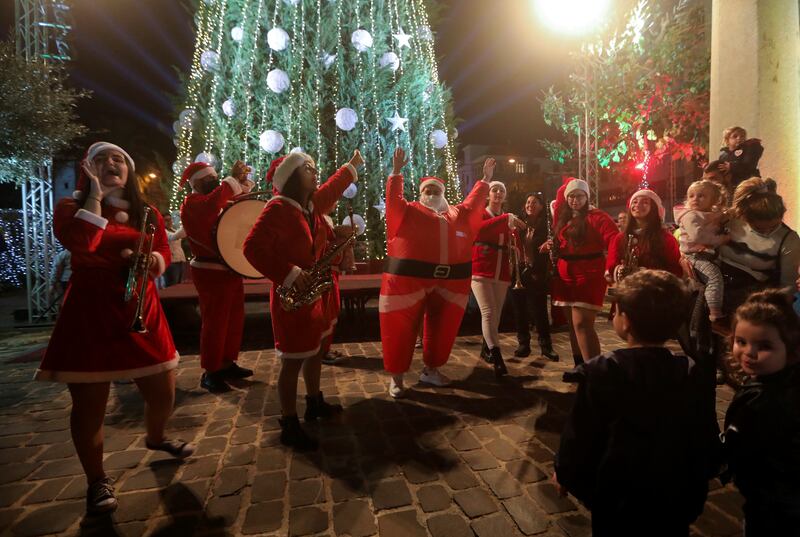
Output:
top-left (151, 252), bottom-right (166, 277)
top-left (344, 163), bottom-right (359, 183)
top-left (75, 209), bottom-right (109, 230)
top-left (282, 265), bottom-right (303, 288)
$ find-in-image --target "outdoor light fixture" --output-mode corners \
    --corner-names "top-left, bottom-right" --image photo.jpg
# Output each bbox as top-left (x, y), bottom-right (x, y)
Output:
top-left (531, 0), bottom-right (610, 36)
top-left (508, 158), bottom-right (516, 163)
top-left (148, 173), bottom-right (157, 179)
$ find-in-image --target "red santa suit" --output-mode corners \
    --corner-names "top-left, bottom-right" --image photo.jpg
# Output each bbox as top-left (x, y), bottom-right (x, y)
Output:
top-left (37, 149), bottom-right (176, 382)
top-left (380, 175), bottom-right (489, 374)
top-left (243, 156), bottom-right (357, 359)
top-left (551, 179), bottom-right (618, 311)
top-left (179, 162), bottom-right (254, 373)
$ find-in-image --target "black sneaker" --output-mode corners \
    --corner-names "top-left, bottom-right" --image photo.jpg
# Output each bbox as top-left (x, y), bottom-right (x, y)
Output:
top-left (86, 477), bottom-right (117, 516)
top-left (279, 415), bottom-right (318, 451)
top-left (514, 343), bottom-right (531, 358)
top-left (221, 363), bottom-right (253, 379)
top-left (201, 371), bottom-right (231, 393)
top-left (562, 370), bottom-right (582, 383)
top-left (304, 391), bottom-right (343, 421)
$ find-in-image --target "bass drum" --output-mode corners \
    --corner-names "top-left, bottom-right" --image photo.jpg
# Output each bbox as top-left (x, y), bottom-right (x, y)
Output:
top-left (214, 198), bottom-right (267, 279)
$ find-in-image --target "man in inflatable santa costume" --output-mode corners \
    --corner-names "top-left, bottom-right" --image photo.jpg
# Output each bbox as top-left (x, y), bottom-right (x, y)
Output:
top-left (380, 147), bottom-right (496, 398)
top-left (179, 160), bottom-right (255, 393)
top-left (243, 149), bottom-right (363, 451)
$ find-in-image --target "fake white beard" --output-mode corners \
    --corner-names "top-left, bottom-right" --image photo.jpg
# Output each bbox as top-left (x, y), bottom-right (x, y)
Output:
top-left (420, 193), bottom-right (449, 214)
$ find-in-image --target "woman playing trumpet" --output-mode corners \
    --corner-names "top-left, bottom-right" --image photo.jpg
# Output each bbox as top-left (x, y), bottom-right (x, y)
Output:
top-left (36, 142), bottom-right (193, 516)
top-left (471, 181), bottom-right (527, 377)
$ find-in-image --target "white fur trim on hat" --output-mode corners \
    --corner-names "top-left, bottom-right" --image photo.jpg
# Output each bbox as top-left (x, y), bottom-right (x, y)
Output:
top-left (488, 181), bottom-right (506, 194)
top-left (87, 142), bottom-right (135, 172)
top-left (273, 152), bottom-right (315, 192)
top-left (419, 177), bottom-right (445, 192)
top-left (629, 189), bottom-right (666, 221)
top-left (564, 179), bottom-right (590, 198)
top-left (189, 166), bottom-right (217, 186)
top-left (151, 252), bottom-right (166, 277)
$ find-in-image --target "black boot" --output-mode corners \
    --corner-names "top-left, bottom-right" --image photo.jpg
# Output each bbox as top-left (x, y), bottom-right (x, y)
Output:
top-left (539, 339), bottom-right (559, 362)
top-left (201, 371), bottom-right (231, 393)
top-left (514, 341), bottom-right (531, 358)
top-left (480, 339), bottom-right (492, 363)
top-left (279, 415), bottom-right (318, 451)
top-left (304, 391), bottom-right (343, 421)
top-left (562, 355), bottom-right (584, 383)
top-left (490, 347), bottom-right (508, 378)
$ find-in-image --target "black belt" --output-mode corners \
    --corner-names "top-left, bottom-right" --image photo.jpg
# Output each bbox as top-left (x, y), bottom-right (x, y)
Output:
top-left (384, 257), bottom-right (472, 280)
top-left (475, 241), bottom-right (507, 251)
top-left (560, 252), bottom-right (603, 261)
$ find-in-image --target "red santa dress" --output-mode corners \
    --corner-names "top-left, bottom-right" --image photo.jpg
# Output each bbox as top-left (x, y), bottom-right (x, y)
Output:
top-left (180, 175), bottom-right (253, 373)
top-left (380, 176), bottom-right (489, 374)
top-left (551, 183), bottom-right (618, 311)
top-left (606, 229), bottom-right (683, 278)
top-left (472, 209), bottom-right (514, 283)
top-left (36, 197), bottom-right (177, 382)
top-left (243, 165), bottom-right (356, 359)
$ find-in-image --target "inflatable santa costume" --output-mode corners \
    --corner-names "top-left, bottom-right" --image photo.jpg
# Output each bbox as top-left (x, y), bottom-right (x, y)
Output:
top-left (380, 154), bottom-right (491, 397)
top-left (36, 142), bottom-right (177, 382)
top-left (179, 161), bottom-right (254, 392)
top-left (243, 153), bottom-right (358, 361)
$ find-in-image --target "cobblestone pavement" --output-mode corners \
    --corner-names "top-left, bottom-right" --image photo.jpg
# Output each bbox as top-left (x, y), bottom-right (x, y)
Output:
top-left (0, 324), bottom-right (744, 537)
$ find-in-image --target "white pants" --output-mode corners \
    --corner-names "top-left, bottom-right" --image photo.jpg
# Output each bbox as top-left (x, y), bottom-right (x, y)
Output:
top-left (471, 278), bottom-right (510, 349)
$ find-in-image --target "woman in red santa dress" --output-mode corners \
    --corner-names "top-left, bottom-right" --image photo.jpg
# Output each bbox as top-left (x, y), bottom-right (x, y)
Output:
top-left (243, 149), bottom-right (363, 451)
top-left (606, 188), bottom-right (682, 283)
top-left (542, 178), bottom-right (618, 382)
top-left (35, 142), bottom-right (193, 516)
top-left (471, 180), bottom-right (526, 377)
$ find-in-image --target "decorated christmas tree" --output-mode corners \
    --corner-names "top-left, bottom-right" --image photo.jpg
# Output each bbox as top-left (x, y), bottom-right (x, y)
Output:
top-left (171, 0), bottom-right (459, 258)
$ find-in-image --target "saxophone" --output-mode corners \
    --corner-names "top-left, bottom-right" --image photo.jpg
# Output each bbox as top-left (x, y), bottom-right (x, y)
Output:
top-left (276, 207), bottom-right (357, 311)
top-left (613, 234), bottom-right (639, 283)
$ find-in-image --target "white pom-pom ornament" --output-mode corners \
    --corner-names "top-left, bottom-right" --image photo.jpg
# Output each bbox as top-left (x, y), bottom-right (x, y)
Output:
top-left (342, 183), bottom-right (358, 199)
top-left (222, 99), bottom-right (236, 117)
top-left (351, 29), bottom-right (373, 52)
top-left (266, 69), bottom-right (290, 94)
top-left (267, 28), bottom-right (290, 51)
top-left (379, 52), bottom-right (400, 71)
top-left (231, 26), bottom-right (244, 42)
top-left (335, 108), bottom-right (358, 131)
top-left (342, 214), bottom-right (366, 235)
top-left (259, 130), bottom-right (285, 153)
top-left (430, 129), bottom-right (448, 149)
top-left (200, 50), bottom-right (220, 72)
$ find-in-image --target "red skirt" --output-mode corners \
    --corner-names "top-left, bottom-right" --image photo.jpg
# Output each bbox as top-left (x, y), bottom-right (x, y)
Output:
top-left (36, 268), bottom-right (178, 383)
top-left (270, 285), bottom-right (335, 360)
top-left (551, 257), bottom-right (607, 311)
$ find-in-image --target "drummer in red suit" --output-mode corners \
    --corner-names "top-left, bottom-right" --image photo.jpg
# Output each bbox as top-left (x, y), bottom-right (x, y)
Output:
top-left (380, 147), bottom-right (494, 398)
top-left (179, 160), bottom-right (255, 393)
top-left (243, 149), bottom-right (363, 451)
top-left (36, 142), bottom-right (193, 516)
top-left (541, 178), bottom-right (618, 382)
top-left (471, 180), bottom-right (527, 378)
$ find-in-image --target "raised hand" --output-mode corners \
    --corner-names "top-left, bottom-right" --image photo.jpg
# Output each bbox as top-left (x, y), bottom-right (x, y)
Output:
top-left (349, 149), bottom-right (365, 169)
top-left (81, 159), bottom-right (103, 198)
top-left (482, 157), bottom-right (496, 181)
top-left (230, 160), bottom-right (250, 183)
top-left (392, 147), bottom-right (409, 175)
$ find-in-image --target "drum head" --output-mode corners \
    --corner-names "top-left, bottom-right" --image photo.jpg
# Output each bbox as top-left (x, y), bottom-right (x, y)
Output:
top-left (215, 198), bottom-right (267, 279)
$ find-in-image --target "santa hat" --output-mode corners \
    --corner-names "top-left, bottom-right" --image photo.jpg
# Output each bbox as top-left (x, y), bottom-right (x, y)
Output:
top-left (488, 181), bottom-right (506, 195)
top-left (419, 176), bottom-right (446, 193)
top-left (629, 188), bottom-right (666, 221)
top-left (266, 152), bottom-right (315, 193)
top-left (180, 162), bottom-right (217, 190)
top-left (73, 142), bottom-right (136, 199)
top-left (564, 178), bottom-right (590, 198)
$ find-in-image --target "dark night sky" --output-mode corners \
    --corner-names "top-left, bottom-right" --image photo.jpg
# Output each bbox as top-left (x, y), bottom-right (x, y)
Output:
top-left (1, 0), bottom-right (583, 175)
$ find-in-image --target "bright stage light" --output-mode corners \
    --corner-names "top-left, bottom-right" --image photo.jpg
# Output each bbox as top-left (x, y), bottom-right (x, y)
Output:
top-left (532, 0), bottom-right (611, 36)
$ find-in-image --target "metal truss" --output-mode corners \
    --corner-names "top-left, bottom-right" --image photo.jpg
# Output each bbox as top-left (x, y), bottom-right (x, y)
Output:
top-left (575, 56), bottom-right (600, 208)
top-left (15, 0), bottom-right (72, 323)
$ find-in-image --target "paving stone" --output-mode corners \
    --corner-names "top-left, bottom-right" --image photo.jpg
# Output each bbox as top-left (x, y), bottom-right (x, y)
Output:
top-left (693, 504), bottom-right (743, 537)
top-left (709, 489), bottom-right (745, 520)
top-left (289, 505), bottom-right (328, 536)
top-left (0, 463), bottom-right (37, 485)
top-left (498, 424), bottom-right (530, 443)
top-left (401, 460), bottom-right (438, 484)
top-left (331, 475), bottom-right (368, 502)
top-left (9, 501), bottom-right (82, 536)
top-left (485, 438), bottom-right (524, 461)
top-left (527, 483), bottom-right (577, 514)
top-left (205, 420), bottom-right (232, 437)
top-left (506, 459), bottom-right (546, 484)
top-left (333, 499), bottom-right (377, 537)
top-left (224, 444), bottom-right (255, 467)
top-left (195, 436), bottom-right (229, 456)
top-left (471, 424), bottom-right (500, 440)
top-left (442, 467), bottom-right (479, 490)
top-left (556, 514), bottom-right (592, 537)
top-left (454, 487), bottom-right (499, 518)
top-left (26, 430), bottom-right (71, 446)
top-left (115, 490), bottom-right (163, 523)
top-left (181, 455), bottom-right (220, 481)
top-left (480, 468), bottom-right (523, 499)
top-left (461, 449), bottom-right (500, 471)
top-left (504, 495), bottom-right (550, 535)
top-left (417, 484), bottom-right (451, 513)
top-left (0, 483), bottom-right (35, 508)
top-left (242, 500), bottom-right (283, 535)
top-left (255, 447), bottom-right (287, 471)
top-left (34, 443), bottom-right (75, 461)
top-left (251, 471), bottom-right (287, 503)
top-left (289, 455), bottom-right (322, 480)
top-left (377, 509), bottom-right (427, 537)
top-left (206, 491), bottom-right (243, 527)
top-left (231, 426), bottom-right (258, 445)
top-left (0, 508), bottom-right (23, 531)
top-left (371, 479), bottom-right (412, 510)
top-left (427, 513), bottom-right (473, 537)
top-left (447, 429), bottom-right (481, 451)
top-left (0, 447), bottom-right (40, 464)
top-left (22, 477), bottom-right (72, 505)
top-left (103, 449), bottom-right (147, 470)
top-left (212, 467), bottom-right (249, 497)
top-left (289, 478), bottom-right (324, 507)
top-left (471, 513), bottom-right (517, 537)
top-left (120, 463), bottom-right (179, 492)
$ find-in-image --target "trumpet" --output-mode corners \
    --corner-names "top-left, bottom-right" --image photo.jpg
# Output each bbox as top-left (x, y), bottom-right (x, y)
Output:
top-left (124, 206), bottom-right (156, 333)
top-left (509, 230), bottom-right (525, 290)
top-left (613, 233), bottom-right (639, 283)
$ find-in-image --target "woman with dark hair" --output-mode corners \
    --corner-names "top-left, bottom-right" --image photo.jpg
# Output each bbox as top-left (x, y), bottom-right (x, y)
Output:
top-left (606, 189), bottom-right (682, 283)
top-left (510, 192), bottom-right (559, 361)
top-left (542, 178), bottom-right (618, 381)
top-left (36, 142), bottom-right (192, 516)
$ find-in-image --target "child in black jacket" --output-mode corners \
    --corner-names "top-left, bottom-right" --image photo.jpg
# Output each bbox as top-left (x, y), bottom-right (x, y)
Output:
top-left (718, 126), bottom-right (763, 189)
top-left (722, 289), bottom-right (800, 537)
top-left (554, 270), bottom-right (720, 537)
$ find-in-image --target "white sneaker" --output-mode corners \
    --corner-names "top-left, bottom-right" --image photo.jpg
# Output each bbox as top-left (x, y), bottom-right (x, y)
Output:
top-left (415, 337), bottom-right (423, 349)
top-left (389, 375), bottom-right (406, 398)
top-left (419, 368), bottom-right (451, 387)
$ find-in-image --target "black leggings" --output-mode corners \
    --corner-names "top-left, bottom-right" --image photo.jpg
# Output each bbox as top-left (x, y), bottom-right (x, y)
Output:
top-left (510, 279), bottom-right (552, 346)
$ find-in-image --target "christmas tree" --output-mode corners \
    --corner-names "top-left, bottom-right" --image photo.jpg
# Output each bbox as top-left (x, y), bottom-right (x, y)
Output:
top-left (171, 0), bottom-right (459, 258)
